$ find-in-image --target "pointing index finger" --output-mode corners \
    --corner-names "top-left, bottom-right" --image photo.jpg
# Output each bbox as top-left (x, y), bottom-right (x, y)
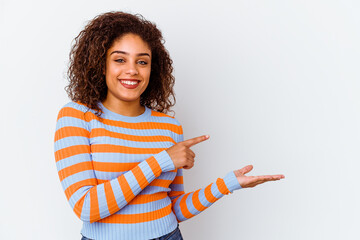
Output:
top-left (182, 135), bottom-right (210, 147)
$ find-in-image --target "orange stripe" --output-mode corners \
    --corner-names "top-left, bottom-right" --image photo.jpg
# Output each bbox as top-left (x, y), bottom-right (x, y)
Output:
top-left (150, 111), bottom-right (173, 118)
top-left (171, 176), bottom-right (183, 185)
top-left (57, 106), bottom-right (87, 121)
top-left (64, 178), bottom-right (97, 200)
top-left (55, 145), bottom-right (90, 162)
top-left (149, 179), bottom-right (172, 188)
top-left (59, 107), bottom-right (181, 133)
top-left (150, 111), bottom-right (175, 118)
top-left (118, 175), bottom-right (135, 203)
top-left (147, 156), bottom-right (162, 178)
top-left (98, 204), bottom-right (172, 223)
top-left (90, 128), bottom-right (176, 144)
top-left (216, 178), bottom-right (230, 195)
top-left (54, 126), bottom-right (89, 141)
top-left (104, 182), bottom-right (119, 215)
top-left (90, 188), bottom-right (101, 223)
top-left (128, 193), bottom-right (167, 205)
top-left (192, 189), bottom-right (207, 212)
top-left (204, 184), bottom-right (219, 203)
top-left (178, 125), bottom-right (183, 135)
top-left (91, 144), bottom-right (165, 154)
top-left (132, 165), bottom-right (149, 189)
top-left (104, 119), bottom-right (180, 133)
top-left (92, 161), bottom-right (139, 172)
top-left (98, 179), bottom-right (109, 184)
top-left (58, 161), bottom-right (94, 181)
top-left (179, 193), bottom-right (195, 219)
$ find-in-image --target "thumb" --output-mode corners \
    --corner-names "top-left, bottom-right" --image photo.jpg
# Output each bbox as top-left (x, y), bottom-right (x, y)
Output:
top-left (239, 165), bottom-right (253, 175)
top-left (182, 135), bottom-right (210, 148)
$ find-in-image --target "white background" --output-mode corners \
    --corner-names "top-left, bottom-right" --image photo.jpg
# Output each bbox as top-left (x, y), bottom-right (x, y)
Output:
top-left (1, 0), bottom-right (359, 239)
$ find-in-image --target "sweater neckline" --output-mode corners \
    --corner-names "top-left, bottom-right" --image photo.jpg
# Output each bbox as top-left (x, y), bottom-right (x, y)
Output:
top-left (98, 101), bottom-right (151, 122)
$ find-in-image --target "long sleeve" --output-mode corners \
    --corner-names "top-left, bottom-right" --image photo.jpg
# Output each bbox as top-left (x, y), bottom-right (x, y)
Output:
top-left (168, 125), bottom-right (242, 222)
top-left (54, 105), bottom-right (175, 223)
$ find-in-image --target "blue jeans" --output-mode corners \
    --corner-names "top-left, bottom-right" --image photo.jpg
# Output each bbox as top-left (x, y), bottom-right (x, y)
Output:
top-left (81, 224), bottom-right (183, 240)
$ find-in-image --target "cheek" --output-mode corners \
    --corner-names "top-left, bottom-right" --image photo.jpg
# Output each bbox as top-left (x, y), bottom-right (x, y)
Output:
top-left (142, 67), bottom-right (151, 81)
top-left (105, 60), bottom-right (122, 76)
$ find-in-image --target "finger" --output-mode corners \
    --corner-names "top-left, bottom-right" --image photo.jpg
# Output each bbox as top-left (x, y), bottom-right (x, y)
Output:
top-left (239, 165), bottom-right (253, 175)
top-left (250, 176), bottom-right (283, 187)
top-left (188, 149), bottom-right (196, 158)
top-left (182, 135), bottom-right (210, 148)
top-left (186, 156), bottom-right (195, 163)
top-left (256, 175), bottom-right (284, 180)
top-left (183, 161), bottom-right (194, 170)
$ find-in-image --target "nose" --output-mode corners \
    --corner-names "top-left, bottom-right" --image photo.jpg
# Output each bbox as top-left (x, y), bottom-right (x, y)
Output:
top-left (125, 62), bottom-right (138, 76)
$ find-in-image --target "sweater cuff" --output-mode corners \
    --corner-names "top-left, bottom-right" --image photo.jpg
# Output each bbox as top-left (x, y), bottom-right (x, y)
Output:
top-left (153, 150), bottom-right (175, 172)
top-left (223, 171), bottom-right (242, 193)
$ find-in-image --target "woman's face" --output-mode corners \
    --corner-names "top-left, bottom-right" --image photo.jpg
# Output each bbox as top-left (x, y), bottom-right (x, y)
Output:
top-left (104, 33), bottom-right (151, 105)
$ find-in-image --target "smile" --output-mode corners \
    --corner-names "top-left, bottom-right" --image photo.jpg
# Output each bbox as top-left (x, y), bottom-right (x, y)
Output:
top-left (119, 79), bottom-right (140, 89)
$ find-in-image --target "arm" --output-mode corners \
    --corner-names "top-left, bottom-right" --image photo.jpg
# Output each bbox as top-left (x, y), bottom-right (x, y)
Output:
top-left (54, 104), bottom-right (175, 223)
top-left (169, 167), bottom-right (241, 222)
top-left (168, 125), bottom-right (242, 222)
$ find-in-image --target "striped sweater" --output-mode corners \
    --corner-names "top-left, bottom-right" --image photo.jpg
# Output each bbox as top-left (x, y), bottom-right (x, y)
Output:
top-left (54, 101), bottom-right (242, 240)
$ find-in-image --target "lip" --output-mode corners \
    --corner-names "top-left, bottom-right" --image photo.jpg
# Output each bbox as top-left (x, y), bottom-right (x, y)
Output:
top-left (120, 79), bottom-right (140, 81)
top-left (119, 79), bottom-right (140, 89)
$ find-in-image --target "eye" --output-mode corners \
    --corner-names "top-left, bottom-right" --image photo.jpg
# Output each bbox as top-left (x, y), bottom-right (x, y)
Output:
top-left (138, 60), bottom-right (148, 65)
top-left (115, 58), bottom-right (125, 63)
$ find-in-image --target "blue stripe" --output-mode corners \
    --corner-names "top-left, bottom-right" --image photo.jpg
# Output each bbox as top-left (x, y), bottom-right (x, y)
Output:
top-left (197, 188), bottom-right (211, 207)
top-left (91, 152), bottom-right (153, 163)
top-left (61, 170), bottom-right (95, 190)
top-left (211, 181), bottom-right (225, 198)
top-left (68, 186), bottom-right (89, 209)
top-left (54, 136), bottom-right (89, 151)
top-left (113, 197), bottom-right (171, 214)
top-left (56, 153), bottom-right (91, 171)
top-left (56, 117), bottom-right (88, 131)
top-left (87, 121), bottom-right (181, 138)
top-left (110, 178), bottom-right (127, 208)
top-left (80, 192), bottom-right (90, 222)
top-left (97, 184), bottom-right (110, 218)
top-left (125, 171), bottom-right (141, 194)
top-left (185, 192), bottom-right (201, 215)
top-left (147, 116), bottom-right (181, 125)
top-left (91, 136), bottom-right (173, 148)
top-left (139, 160), bottom-right (155, 183)
top-left (172, 195), bottom-right (186, 221)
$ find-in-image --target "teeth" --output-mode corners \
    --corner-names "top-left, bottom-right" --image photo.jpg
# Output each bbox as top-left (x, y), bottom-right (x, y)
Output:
top-left (121, 80), bottom-right (138, 85)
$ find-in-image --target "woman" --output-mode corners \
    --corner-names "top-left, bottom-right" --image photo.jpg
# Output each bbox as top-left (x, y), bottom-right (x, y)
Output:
top-left (54, 11), bottom-right (284, 240)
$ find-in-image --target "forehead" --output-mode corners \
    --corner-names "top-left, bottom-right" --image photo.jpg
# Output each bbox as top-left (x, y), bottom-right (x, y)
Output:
top-left (109, 33), bottom-right (151, 54)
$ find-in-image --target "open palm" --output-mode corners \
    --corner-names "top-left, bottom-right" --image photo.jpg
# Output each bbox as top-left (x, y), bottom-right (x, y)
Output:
top-left (234, 165), bottom-right (285, 188)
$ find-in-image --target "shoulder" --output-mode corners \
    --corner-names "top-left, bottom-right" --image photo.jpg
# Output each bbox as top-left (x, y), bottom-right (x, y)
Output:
top-left (149, 109), bottom-right (183, 141)
top-left (56, 101), bottom-right (97, 121)
top-left (150, 109), bottom-right (182, 126)
top-left (58, 101), bottom-right (90, 112)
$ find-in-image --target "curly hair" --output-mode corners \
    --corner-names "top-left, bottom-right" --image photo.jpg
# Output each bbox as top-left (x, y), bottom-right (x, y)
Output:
top-left (65, 11), bottom-right (176, 118)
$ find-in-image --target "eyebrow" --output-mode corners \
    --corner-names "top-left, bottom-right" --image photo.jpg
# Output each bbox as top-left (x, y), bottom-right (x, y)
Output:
top-left (110, 50), bottom-right (150, 57)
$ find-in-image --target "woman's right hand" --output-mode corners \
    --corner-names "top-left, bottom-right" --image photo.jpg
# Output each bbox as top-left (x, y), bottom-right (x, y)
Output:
top-left (234, 165), bottom-right (285, 188)
top-left (166, 135), bottom-right (210, 169)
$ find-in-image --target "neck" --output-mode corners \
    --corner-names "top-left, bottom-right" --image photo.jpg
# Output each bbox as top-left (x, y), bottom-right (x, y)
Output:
top-left (101, 96), bottom-right (145, 117)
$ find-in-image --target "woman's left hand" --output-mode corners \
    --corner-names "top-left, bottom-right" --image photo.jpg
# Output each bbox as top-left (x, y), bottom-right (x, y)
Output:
top-left (233, 165), bottom-right (285, 188)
